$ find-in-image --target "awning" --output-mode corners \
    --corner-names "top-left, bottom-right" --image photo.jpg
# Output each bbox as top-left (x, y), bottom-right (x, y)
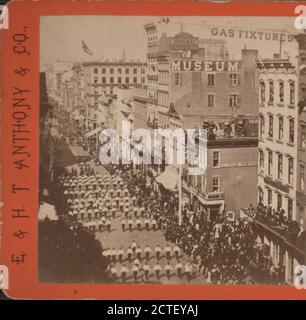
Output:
top-left (39, 202), bottom-right (58, 221)
top-left (156, 166), bottom-right (179, 191)
top-left (85, 126), bottom-right (104, 138)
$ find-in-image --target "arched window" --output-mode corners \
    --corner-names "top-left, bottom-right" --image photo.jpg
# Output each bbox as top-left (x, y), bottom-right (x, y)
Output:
top-left (259, 114), bottom-right (265, 138)
top-left (260, 81), bottom-right (265, 103)
top-left (289, 118), bottom-right (295, 143)
top-left (288, 157), bottom-right (294, 185)
top-left (267, 188), bottom-right (272, 205)
top-left (277, 154), bottom-right (283, 180)
top-left (289, 81), bottom-right (295, 105)
top-left (268, 150), bottom-right (273, 176)
top-left (269, 81), bottom-right (274, 103)
top-left (277, 193), bottom-right (282, 210)
top-left (279, 81), bottom-right (284, 103)
top-left (268, 114), bottom-right (273, 138)
top-left (258, 187), bottom-right (264, 204)
top-left (259, 149), bottom-right (264, 168)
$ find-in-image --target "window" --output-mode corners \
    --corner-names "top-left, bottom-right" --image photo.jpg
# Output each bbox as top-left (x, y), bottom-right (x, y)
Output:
top-left (301, 127), bottom-right (306, 149)
top-left (118, 68), bottom-right (122, 74)
top-left (213, 151), bottom-right (220, 167)
top-left (277, 193), bottom-right (282, 210)
top-left (290, 81), bottom-right (295, 105)
top-left (174, 73), bottom-right (181, 86)
top-left (288, 157), bottom-right (294, 185)
top-left (289, 119), bottom-right (295, 143)
top-left (102, 68), bottom-right (106, 74)
top-left (208, 95), bottom-right (215, 108)
top-left (141, 77), bottom-right (145, 84)
top-left (212, 177), bottom-right (220, 192)
top-left (260, 81), bottom-right (265, 103)
top-left (93, 68), bottom-right (98, 74)
top-left (207, 74), bottom-right (215, 86)
top-left (278, 154), bottom-right (283, 180)
top-left (288, 198), bottom-right (293, 219)
top-left (94, 76), bottom-right (98, 84)
top-left (110, 68), bottom-right (114, 74)
top-left (258, 188), bottom-right (264, 204)
top-left (125, 77), bottom-right (129, 84)
top-left (269, 81), bottom-right (274, 103)
top-left (267, 188), bottom-right (272, 206)
top-left (259, 150), bottom-right (264, 168)
top-left (133, 68), bottom-right (137, 74)
top-left (300, 165), bottom-right (305, 191)
top-left (278, 117), bottom-right (284, 140)
top-left (268, 151), bottom-right (273, 176)
top-left (260, 115), bottom-right (265, 139)
top-left (102, 77), bottom-right (106, 84)
top-left (301, 127), bottom-right (306, 148)
top-left (230, 73), bottom-right (239, 86)
top-left (118, 77), bottom-right (122, 84)
top-left (279, 81), bottom-right (284, 103)
top-left (110, 77), bottom-right (114, 83)
top-left (141, 68), bottom-right (145, 74)
top-left (229, 95), bottom-right (239, 108)
top-left (125, 68), bottom-right (129, 74)
top-left (268, 115), bottom-right (273, 138)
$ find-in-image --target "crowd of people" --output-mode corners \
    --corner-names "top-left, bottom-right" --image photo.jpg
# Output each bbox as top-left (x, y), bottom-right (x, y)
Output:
top-left (104, 241), bottom-right (198, 283)
top-left (106, 164), bottom-right (280, 284)
top-left (247, 203), bottom-right (305, 247)
top-left (46, 110), bottom-right (285, 285)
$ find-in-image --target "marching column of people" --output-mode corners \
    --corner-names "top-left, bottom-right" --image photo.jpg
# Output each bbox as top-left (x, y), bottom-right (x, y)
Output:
top-left (106, 164), bottom-right (279, 284)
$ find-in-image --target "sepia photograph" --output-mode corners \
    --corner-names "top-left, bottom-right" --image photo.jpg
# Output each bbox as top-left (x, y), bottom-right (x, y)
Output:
top-left (38, 15), bottom-right (306, 286)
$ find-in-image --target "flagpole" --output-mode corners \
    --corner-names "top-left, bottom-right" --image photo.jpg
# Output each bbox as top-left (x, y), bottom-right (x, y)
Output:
top-left (178, 164), bottom-right (182, 226)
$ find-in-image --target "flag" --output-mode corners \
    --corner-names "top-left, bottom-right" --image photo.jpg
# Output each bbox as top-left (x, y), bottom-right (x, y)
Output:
top-left (82, 40), bottom-right (93, 56)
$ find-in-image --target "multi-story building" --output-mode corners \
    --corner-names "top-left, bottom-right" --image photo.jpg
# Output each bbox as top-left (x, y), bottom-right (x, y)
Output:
top-left (256, 56), bottom-right (298, 218)
top-left (143, 23), bottom-right (259, 131)
top-left (143, 22), bottom-right (259, 216)
top-left (82, 60), bottom-right (146, 132)
top-left (249, 47), bottom-right (306, 284)
top-left (182, 122), bottom-right (258, 220)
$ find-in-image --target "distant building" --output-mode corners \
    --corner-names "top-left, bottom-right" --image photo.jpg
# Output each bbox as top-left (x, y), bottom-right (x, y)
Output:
top-left (82, 60), bottom-right (146, 132)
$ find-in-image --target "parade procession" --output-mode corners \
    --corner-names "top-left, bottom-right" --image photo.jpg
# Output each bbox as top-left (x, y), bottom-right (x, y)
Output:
top-left (38, 16), bottom-right (306, 286)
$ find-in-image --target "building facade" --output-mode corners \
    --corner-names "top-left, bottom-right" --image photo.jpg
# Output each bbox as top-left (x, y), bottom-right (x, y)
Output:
top-left (82, 61), bottom-right (146, 132)
top-left (253, 48), bottom-right (306, 283)
top-left (256, 58), bottom-right (298, 220)
top-left (143, 22), bottom-right (259, 216)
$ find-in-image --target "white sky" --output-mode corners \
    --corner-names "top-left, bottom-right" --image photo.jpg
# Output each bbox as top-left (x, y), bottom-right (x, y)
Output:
top-left (40, 16), bottom-right (299, 68)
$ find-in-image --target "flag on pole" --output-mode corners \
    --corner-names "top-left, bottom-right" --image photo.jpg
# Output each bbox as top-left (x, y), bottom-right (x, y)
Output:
top-left (82, 40), bottom-right (93, 56)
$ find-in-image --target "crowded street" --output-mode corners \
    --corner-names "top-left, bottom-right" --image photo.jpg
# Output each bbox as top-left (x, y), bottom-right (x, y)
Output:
top-left (38, 109), bottom-right (283, 285)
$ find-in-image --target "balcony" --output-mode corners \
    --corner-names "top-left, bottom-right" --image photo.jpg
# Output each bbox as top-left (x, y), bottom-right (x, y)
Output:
top-left (205, 191), bottom-right (225, 201)
top-left (182, 182), bottom-right (225, 202)
top-left (241, 208), bottom-right (306, 259)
